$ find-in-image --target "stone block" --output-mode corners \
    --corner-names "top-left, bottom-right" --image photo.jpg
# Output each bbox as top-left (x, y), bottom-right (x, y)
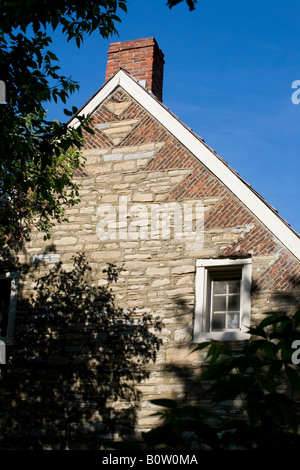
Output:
top-left (151, 278), bottom-right (170, 288)
top-left (55, 237), bottom-right (77, 245)
top-left (145, 267), bottom-right (169, 276)
top-left (171, 265), bottom-right (195, 274)
top-left (132, 192), bottom-right (154, 202)
top-left (113, 160), bottom-right (136, 172)
top-left (165, 346), bottom-right (200, 363)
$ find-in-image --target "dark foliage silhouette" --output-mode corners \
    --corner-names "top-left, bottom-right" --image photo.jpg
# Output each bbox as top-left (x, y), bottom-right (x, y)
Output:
top-left (143, 306), bottom-right (300, 450)
top-left (0, 254), bottom-right (162, 449)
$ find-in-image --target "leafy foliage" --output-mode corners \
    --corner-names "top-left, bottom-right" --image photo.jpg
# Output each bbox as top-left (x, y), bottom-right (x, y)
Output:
top-left (143, 308), bottom-right (300, 450)
top-left (0, 1), bottom-right (127, 250)
top-left (167, 0), bottom-right (197, 10)
top-left (1, 0), bottom-right (127, 41)
top-left (0, 0), bottom-right (197, 250)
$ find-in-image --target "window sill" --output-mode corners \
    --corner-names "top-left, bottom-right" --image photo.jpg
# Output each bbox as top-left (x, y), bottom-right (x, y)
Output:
top-left (193, 330), bottom-right (250, 343)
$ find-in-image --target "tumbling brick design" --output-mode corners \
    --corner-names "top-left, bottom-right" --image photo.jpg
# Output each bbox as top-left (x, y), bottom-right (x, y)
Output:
top-left (79, 88), bottom-right (300, 293)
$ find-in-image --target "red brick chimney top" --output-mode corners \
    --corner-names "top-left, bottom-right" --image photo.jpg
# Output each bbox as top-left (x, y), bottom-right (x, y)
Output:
top-left (105, 37), bottom-right (165, 102)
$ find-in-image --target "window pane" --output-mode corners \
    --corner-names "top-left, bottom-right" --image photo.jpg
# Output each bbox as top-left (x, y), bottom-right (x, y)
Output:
top-left (228, 280), bottom-right (240, 293)
top-left (212, 314), bottom-right (225, 331)
top-left (228, 294), bottom-right (240, 311)
top-left (228, 313), bottom-right (239, 329)
top-left (213, 295), bottom-right (226, 312)
top-left (213, 281), bottom-right (226, 294)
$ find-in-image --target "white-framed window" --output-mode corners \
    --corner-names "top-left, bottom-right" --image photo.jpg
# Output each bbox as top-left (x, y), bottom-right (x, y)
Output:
top-left (0, 271), bottom-right (19, 344)
top-left (193, 258), bottom-right (252, 342)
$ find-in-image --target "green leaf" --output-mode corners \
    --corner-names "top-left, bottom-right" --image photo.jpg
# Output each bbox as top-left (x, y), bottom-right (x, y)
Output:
top-left (285, 365), bottom-right (300, 392)
top-left (63, 108), bottom-right (73, 116)
top-left (83, 125), bottom-right (94, 134)
top-left (207, 341), bottom-right (225, 363)
top-left (294, 308), bottom-right (300, 327)
top-left (259, 313), bottom-right (288, 330)
top-left (248, 325), bottom-right (268, 338)
top-left (47, 50), bottom-right (58, 61)
top-left (192, 341), bottom-right (211, 352)
top-left (150, 399), bottom-right (178, 409)
top-left (263, 341), bottom-right (278, 359)
top-left (266, 360), bottom-right (283, 380)
top-left (118, 1), bottom-right (127, 12)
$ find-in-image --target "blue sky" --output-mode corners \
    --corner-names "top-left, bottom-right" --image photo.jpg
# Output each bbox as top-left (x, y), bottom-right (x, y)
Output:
top-left (45, 0), bottom-right (300, 234)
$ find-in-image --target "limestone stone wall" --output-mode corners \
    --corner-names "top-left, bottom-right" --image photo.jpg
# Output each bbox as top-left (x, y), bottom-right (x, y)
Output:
top-left (2, 86), bottom-right (299, 447)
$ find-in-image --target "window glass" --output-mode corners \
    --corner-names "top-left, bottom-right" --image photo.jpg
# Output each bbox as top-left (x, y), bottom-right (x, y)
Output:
top-left (212, 313), bottom-right (226, 331)
top-left (211, 277), bottom-right (241, 331)
top-left (228, 313), bottom-right (239, 329)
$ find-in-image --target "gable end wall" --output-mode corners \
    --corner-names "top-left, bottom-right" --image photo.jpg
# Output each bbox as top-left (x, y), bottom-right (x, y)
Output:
top-left (13, 86), bottom-right (300, 442)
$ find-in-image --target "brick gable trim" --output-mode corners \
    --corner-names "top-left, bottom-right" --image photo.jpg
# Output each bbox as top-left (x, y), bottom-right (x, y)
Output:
top-left (68, 69), bottom-right (300, 261)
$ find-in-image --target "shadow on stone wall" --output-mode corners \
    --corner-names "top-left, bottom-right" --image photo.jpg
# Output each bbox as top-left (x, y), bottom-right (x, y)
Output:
top-left (0, 254), bottom-right (162, 450)
top-left (147, 283), bottom-right (300, 450)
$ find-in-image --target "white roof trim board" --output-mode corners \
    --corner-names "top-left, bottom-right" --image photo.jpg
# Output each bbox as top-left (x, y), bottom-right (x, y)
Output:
top-left (68, 70), bottom-right (300, 262)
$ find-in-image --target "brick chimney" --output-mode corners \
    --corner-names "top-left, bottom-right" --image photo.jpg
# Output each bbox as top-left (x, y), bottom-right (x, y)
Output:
top-left (105, 37), bottom-right (165, 102)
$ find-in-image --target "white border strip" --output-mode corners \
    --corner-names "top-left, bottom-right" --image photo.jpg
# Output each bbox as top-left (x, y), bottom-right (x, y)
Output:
top-left (194, 258), bottom-right (252, 342)
top-left (68, 70), bottom-right (300, 261)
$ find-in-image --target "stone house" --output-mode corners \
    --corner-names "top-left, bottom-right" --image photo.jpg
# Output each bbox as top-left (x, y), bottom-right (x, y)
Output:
top-left (1, 37), bottom-right (300, 448)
